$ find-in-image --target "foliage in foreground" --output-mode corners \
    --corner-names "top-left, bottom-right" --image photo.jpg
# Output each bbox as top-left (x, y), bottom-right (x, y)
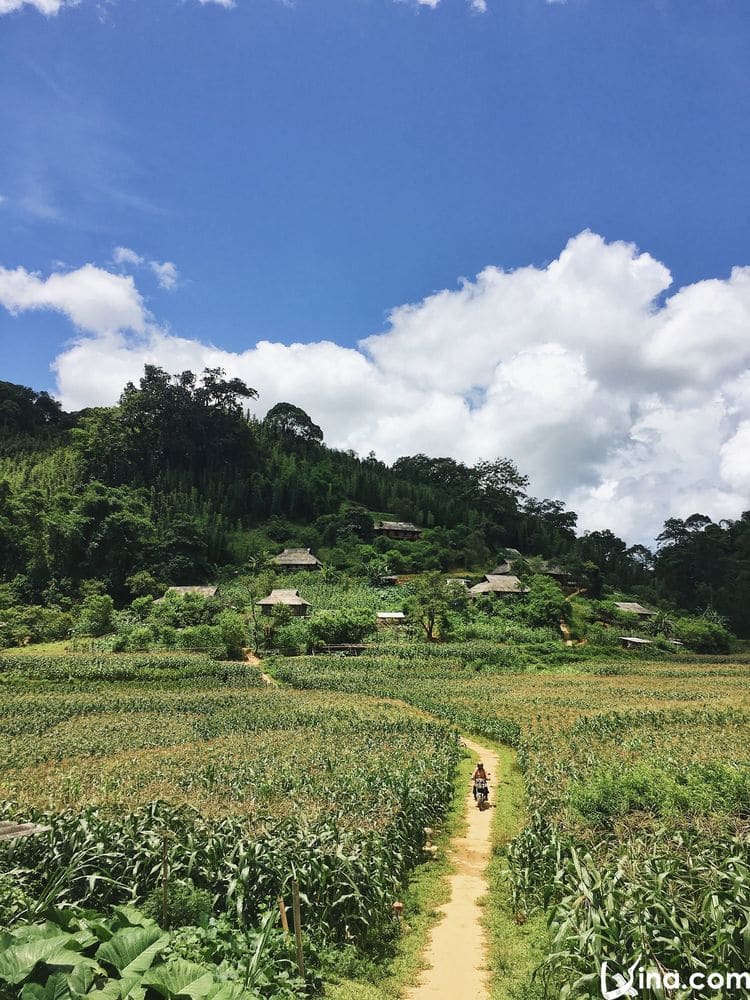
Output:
top-left (0, 904), bottom-right (303, 1000)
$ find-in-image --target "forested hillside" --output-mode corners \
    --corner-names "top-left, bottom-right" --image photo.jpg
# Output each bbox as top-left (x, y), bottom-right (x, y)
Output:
top-left (1, 367), bottom-right (749, 634)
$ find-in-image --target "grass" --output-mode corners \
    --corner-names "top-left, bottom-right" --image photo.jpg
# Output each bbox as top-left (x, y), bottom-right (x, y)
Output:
top-left (322, 747), bottom-right (474, 1000)
top-left (0, 639), bottom-right (71, 657)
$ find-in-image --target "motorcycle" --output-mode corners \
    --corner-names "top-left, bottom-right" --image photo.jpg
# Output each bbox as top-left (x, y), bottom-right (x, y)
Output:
top-left (473, 777), bottom-right (489, 809)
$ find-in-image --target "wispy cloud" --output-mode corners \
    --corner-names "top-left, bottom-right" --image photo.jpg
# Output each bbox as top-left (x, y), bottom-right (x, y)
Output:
top-left (150, 260), bottom-right (179, 290)
top-left (0, 0), bottom-right (69, 14)
top-left (113, 246), bottom-right (144, 268)
top-left (0, 0), bottom-right (233, 14)
top-left (113, 246), bottom-right (180, 291)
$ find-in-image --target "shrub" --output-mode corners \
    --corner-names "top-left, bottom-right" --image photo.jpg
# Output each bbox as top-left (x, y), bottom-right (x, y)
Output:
top-left (272, 618), bottom-right (309, 654)
top-left (214, 609), bottom-right (248, 658)
top-left (307, 609), bottom-right (376, 647)
top-left (520, 576), bottom-right (571, 629)
top-left (673, 616), bottom-right (732, 653)
top-left (75, 594), bottom-right (115, 637)
top-left (0, 604), bottom-right (73, 647)
top-left (141, 878), bottom-right (215, 928)
top-left (177, 625), bottom-right (228, 659)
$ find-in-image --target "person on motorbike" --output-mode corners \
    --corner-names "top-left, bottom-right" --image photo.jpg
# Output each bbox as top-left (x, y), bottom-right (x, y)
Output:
top-left (472, 762), bottom-right (489, 800)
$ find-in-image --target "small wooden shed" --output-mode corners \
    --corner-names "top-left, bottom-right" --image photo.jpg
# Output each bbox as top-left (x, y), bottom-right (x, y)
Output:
top-left (376, 611), bottom-right (406, 629)
top-left (619, 636), bottom-right (653, 649)
top-left (374, 521), bottom-right (422, 541)
top-left (256, 589), bottom-right (312, 617)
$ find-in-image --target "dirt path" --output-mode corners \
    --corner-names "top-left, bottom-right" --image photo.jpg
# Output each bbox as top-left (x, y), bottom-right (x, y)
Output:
top-left (406, 737), bottom-right (498, 1000)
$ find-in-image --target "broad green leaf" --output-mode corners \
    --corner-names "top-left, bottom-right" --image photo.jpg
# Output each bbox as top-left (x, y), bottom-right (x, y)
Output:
top-left (66, 963), bottom-right (97, 996)
top-left (96, 927), bottom-right (169, 977)
top-left (0, 938), bottom-right (83, 986)
top-left (143, 960), bottom-right (216, 999)
top-left (204, 983), bottom-right (254, 1000)
top-left (11, 925), bottom-right (75, 944)
top-left (21, 972), bottom-right (73, 1000)
top-left (110, 907), bottom-right (156, 930)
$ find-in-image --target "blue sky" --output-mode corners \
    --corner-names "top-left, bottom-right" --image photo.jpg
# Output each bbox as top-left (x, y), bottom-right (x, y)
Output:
top-left (1, 0), bottom-right (749, 542)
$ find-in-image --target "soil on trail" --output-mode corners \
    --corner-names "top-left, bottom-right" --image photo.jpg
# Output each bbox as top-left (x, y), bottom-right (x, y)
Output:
top-left (406, 737), bottom-right (498, 1000)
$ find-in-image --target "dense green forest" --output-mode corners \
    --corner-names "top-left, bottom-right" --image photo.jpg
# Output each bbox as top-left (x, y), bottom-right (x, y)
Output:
top-left (1, 367), bottom-right (749, 635)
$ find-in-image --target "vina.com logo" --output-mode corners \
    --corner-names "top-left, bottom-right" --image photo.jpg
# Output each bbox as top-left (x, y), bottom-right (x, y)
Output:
top-left (600, 958), bottom-right (750, 997)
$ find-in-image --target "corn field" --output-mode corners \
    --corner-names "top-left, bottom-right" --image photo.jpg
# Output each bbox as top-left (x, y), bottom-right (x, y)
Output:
top-left (0, 653), bottom-right (461, 969)
top-left (277, 650), bottom-right (750, 997)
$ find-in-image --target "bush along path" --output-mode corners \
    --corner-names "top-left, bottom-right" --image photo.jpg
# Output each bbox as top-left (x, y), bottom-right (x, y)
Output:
top-left (406, 737), bottom-right (499, 1000)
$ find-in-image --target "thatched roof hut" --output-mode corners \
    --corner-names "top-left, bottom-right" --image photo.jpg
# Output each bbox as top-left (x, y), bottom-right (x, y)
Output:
top-left (256, 589), bottom-right (312, 616)
top-left (273, 548), bottom-right (322, 570)
top-left (489, 560), bottom-right (513, 575)
top-left (614, 602), bottom-right (655, 618)
top-left (469, 574), bottom-right (529, 596)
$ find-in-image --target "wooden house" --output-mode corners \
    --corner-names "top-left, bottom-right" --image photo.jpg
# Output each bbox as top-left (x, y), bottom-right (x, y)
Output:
top-left (256, 589), bottom-right (312, 617)
top-left (273, 548), bottom-right (322, 571)
top-left (374, 521), bottom-right (422, 541)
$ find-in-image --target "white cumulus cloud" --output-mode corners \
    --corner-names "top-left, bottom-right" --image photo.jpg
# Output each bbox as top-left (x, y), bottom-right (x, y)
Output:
top-left (0, 262), bottom-right (148, 335)
top-left (6, 230), bottom-right (750, 546)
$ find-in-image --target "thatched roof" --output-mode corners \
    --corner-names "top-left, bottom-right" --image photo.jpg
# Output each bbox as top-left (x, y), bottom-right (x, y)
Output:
top-left (374, 521), bottom-right (422, 533)
top-left (490, 560), bottom-right (513, 575)
top-left (159, 586), bottom-right (217, 601)
top-left (257, 589), bottom-right (311, 607)
top-left (614, 602), bottom-right (655, 616)
top-left (539, 561), bottom-right (568, 578)
top-left (469, 574), bottom-right (529, 595)
top-left (273, 548), bottom-right (322, 567)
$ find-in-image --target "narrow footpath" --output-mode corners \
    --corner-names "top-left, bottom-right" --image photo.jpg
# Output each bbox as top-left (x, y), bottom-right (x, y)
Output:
top-left (406, 737), bottom-right (498, 1000)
